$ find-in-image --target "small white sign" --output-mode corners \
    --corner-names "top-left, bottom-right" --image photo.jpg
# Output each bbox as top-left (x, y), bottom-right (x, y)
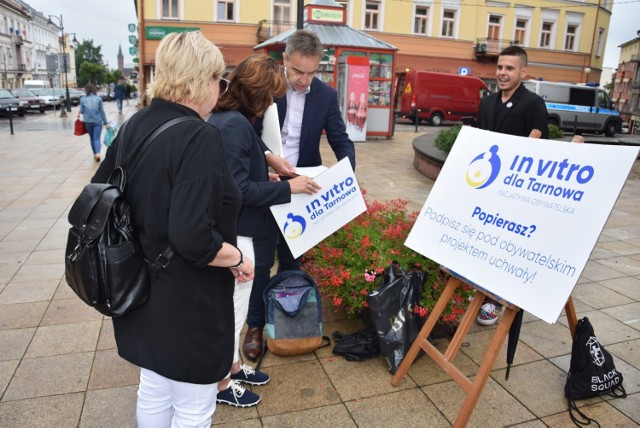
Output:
top-left (405, 127), bottom-right (639, 323)
top-left (270, 158), bottom-right (366, 258)
top-left (458, 66), bottom-right (470, 75)
top-left (261, 103), bottom-right (283, 157)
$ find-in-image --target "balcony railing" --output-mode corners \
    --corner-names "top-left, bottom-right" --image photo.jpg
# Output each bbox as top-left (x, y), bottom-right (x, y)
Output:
top-left (257, 20), bottom-right (295, 42)
top-left (475, 38), bottom-right (518, 57)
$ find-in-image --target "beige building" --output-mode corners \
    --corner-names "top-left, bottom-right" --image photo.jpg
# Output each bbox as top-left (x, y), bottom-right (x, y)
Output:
top-left (134, 0), bottom-right (611, 97)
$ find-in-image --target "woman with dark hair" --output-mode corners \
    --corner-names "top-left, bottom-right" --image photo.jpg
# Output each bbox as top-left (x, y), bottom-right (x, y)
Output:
top-left (208, 54), bottom-right (319, 408)
top-left (79, 83), bottom-right (109, 162)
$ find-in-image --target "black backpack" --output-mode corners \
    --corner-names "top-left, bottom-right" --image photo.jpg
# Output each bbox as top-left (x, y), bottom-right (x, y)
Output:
top-left (64, 117), bottom-right (196, 317)
top-left (565, 317), bottom-right (627, 427)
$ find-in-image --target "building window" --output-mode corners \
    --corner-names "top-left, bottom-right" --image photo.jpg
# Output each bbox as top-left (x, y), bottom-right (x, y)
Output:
top-left (162, 0), bottom-right (179, 19)
top-left (414, 6), bottom-right (428, 35)
top-left (514, 19), bottom-right (527, 45)
top-left (274, 0), bottom-right (292, 23)
top-left (487, 15), bottom-right (501, 40)
top-left (540, 21), bottom-right (553, 48)
top-left (217, 0), bottom-right (234, 21)
top-left (564, 24), bottom-right (577, 51)
top-left (442, 9), bottom-right (455, 38)
top-left (596, 27), bottom-right (605, 57)
top-left (365, 1), bottom-right (380, 30)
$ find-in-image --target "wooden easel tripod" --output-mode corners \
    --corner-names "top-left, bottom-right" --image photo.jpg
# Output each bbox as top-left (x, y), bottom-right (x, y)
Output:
top-left (391, 270), bottom-right (577, 427)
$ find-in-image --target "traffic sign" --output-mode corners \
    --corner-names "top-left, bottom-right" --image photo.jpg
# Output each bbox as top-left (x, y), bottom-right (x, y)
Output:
top-left (129, 47), bottom-right (137, 56)
top-left (129, 35), bottom-right (137, 45)
top-left (458, 66), bottom-right (471, 76)
top-left (128, 23), bottom-right (136, 33)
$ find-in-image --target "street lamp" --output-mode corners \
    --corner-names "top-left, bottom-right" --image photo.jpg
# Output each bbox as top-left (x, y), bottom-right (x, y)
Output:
top-left (47, 14), bottom-right (73, 116)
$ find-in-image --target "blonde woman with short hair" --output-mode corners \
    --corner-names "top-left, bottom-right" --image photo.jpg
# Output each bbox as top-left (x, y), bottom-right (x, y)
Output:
top-left (92, 31), bottom-right (254, 427)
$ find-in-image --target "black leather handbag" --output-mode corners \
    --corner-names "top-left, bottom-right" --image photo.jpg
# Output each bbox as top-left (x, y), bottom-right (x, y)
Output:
top-left (64, 116), bottom-right (195, 317)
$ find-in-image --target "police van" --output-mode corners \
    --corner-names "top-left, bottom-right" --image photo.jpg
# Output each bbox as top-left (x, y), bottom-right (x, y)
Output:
top-left (523, 80), bottom-right (622, 137)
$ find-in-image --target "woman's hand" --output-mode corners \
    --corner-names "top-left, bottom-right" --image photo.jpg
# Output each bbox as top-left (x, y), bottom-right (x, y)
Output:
top-left (268, 172), bottom-right (281, 182)
top-left (266, 153), bottom-right (296, 177)
top-left (288, 175), bottom-right (320, 195)
top-left (230, 256), bottom-right (255, 283)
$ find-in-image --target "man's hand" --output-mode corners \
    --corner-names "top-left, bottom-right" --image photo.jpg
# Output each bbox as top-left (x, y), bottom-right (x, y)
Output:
top-left (528, 129), bottom-right (542, 139)
top-left (571, 135), bottom-right (585, 144)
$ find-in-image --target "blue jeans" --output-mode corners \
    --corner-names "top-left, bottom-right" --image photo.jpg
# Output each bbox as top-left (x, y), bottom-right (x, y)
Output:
top-left (84, 122), bottom-right (102, 155)
top-left (116, 98), bottom-right (123, 112)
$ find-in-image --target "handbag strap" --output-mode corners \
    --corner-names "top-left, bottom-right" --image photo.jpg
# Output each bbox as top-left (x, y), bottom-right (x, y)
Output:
top-left (115, 115), bottom-right (199, 175)
top-left (112, 115), bottom-right (200, 272)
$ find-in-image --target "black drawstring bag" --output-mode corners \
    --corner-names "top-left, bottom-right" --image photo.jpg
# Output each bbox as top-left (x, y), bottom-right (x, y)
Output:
top-left (332, 327), bottom-right (380, 361)
top-left (565, 317), bottom-right (626, 427)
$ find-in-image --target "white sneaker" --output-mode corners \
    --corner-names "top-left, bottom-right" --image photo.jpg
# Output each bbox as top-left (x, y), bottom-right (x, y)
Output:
top-left (476, 302), bottom-right (502, 326)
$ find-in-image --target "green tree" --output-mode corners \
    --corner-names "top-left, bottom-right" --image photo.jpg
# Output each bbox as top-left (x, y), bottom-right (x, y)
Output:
top-left (75, 39), bottom-right (107, 87)
top-left (78, 62), bottom-right (107, 87)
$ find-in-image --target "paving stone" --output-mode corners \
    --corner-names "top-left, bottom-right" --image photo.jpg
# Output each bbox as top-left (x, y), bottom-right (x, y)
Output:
top-left (261, 404), bottom-right (355, 428)
top-left (80, 385), bottom-right (137, 428)
top-left (0, 393), bottom-right (84, 427)
top-left (25, 320), bottom-right (101, 358)
top-left (0, 301), bottom-right (47, 330)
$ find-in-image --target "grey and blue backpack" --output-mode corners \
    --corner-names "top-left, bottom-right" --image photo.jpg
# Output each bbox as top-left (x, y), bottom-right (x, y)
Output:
top-left (263, 270), bottom-right (330, 356)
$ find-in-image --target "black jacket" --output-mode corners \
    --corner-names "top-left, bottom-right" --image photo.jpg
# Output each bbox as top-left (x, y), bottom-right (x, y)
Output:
top-left (92, 99), bottom-right (241, 384)
top-left (208, 110), bottom-right (291, 238)
top-left (477, 83), bottom-right (549, 139)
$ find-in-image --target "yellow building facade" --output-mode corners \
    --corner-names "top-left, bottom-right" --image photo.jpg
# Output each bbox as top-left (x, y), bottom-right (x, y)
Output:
top-left (135, 0), bottom-right (611, 97)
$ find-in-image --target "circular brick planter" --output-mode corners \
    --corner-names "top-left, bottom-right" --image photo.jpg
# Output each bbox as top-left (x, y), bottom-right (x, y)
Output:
top-left (412, 137), bottom-right (447, 180)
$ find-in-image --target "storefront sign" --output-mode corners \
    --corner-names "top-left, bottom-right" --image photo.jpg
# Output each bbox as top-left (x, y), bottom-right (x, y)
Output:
top-left (405, 127), bottom-right (639, 323)
top-left (270, 158), bottom-right (366, 258)
top-left (310, 8), bottom-right (344, 23)
top-left (145, 26), bottom-right (200, 40)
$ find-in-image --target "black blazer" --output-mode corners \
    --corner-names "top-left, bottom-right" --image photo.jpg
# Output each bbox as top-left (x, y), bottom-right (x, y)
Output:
top-left (92, 99), bottom-right (241, 385)
top-left (477, 83), bottom-right (549, 139)
top-left (209, 110), bottom-right (291, 239)
top-left (275, 77), bottom-right (356, 169)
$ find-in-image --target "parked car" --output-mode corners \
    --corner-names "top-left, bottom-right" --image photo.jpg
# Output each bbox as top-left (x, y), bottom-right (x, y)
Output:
top-left (10, 88), bottom-right (46, 113)
top-left (97, 90), bottom-right (112, 101)
top-left (68, 88), bottom-right (85, 106)
top-left (0, 88), bottom-right (27, 117)
top-left (30, 88), bottom-right (63, 109)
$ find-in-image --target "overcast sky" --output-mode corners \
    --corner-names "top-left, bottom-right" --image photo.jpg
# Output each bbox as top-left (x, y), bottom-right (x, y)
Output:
top-left (24, 0), bottom-right (640, 70)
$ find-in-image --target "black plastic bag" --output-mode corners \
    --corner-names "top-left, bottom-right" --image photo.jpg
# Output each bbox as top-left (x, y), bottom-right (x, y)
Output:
top-left (366, 262), bottom-right (425, 374)
top-left (332, 326), bottom-right (380, 361)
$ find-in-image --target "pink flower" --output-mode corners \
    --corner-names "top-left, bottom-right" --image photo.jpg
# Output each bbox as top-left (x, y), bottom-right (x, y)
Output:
top-left (364, 271), bottom-right (376, 282)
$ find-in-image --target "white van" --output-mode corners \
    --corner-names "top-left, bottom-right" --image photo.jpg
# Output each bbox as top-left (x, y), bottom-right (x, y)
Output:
top-left (24, 80), bottom-right (49, 90)
top-left (523, 80), bottom-right (622, 137)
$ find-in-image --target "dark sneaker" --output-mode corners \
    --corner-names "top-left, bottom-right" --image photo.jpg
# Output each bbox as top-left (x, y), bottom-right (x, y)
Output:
top-left (216, 381), bottom-right (260, 408)
top-left (230, 364), bottom-right (270, 386)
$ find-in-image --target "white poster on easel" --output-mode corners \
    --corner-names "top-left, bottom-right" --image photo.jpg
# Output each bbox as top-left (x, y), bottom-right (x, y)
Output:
top-left (270, 158), bottom-right (366, 258)
top-left (406, 126), bottom-right (639, 324)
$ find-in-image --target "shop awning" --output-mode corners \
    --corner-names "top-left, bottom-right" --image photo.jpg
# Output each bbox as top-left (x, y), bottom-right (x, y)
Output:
top-left (254, 22), bottom-right (396, 51)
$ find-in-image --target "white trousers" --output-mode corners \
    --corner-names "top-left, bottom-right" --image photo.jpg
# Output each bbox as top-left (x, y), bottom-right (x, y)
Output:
top-left (233, 236), bottom-right (254, 363)
top-left (137, 368), bottom-right (218, 428)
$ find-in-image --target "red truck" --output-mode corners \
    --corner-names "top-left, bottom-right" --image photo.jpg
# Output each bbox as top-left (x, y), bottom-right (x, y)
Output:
top-left (394, 70), bottom-right (490, 126)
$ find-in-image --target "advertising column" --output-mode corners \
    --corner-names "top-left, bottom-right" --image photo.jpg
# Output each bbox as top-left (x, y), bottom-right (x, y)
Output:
top-left (342, 56), bottom-right (370, 142)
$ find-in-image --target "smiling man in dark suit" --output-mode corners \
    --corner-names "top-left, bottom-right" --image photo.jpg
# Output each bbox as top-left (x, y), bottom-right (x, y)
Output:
top-left (243, 30), bottom-right (355, 361)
